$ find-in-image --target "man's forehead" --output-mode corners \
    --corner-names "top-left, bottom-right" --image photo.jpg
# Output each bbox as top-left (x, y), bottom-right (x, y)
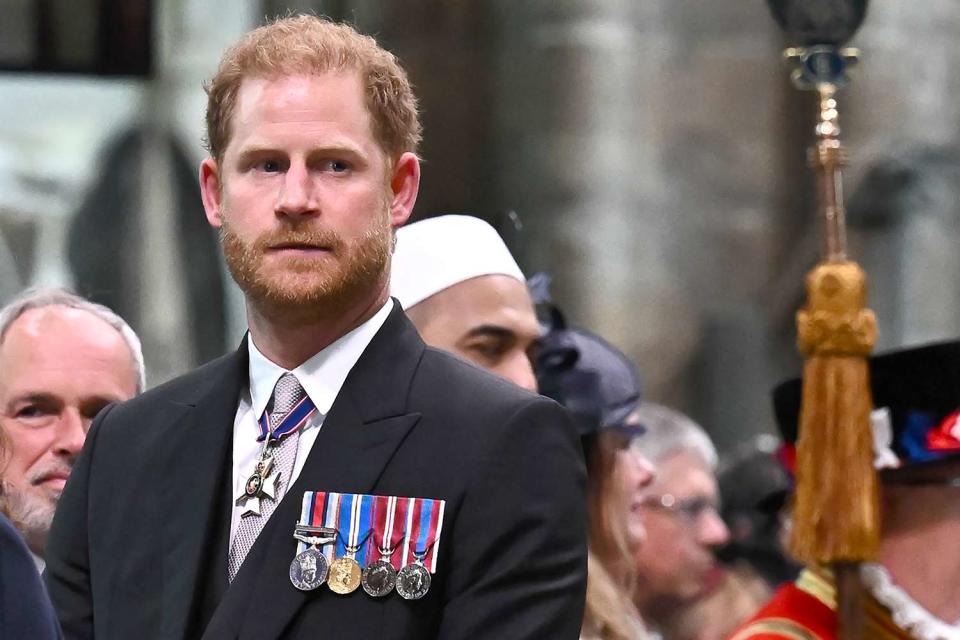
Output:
top-left (232, 72), bottom-right (368, 126)
top-left (652, 450), bottom-right (718, 495)
top-left (437, 276), bottom-right (539, 335)
top-left (0, 306), bottom-right (135, 390)
top-left (3, 306), bottom-right (118, 346)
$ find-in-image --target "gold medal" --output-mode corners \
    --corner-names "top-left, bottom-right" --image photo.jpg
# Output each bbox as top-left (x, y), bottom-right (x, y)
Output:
top-left (327, 555), bottom-right (362, 594)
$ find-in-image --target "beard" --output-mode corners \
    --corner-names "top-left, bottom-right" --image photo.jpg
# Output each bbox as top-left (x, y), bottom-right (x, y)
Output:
top-left (220, 204), bottom-right (392, 323)
top-left (0, 478), bottom-right (57, 556)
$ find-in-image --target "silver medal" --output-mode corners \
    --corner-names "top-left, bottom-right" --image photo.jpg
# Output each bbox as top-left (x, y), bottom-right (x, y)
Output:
top-left (361, 559), bottom-right (398, 597)
top-left (396, 562), bottom-right (431, 600)
top-left (289, 547), bottom-right (329, 591)
top-left (235, 447), bottom-right (279, 517)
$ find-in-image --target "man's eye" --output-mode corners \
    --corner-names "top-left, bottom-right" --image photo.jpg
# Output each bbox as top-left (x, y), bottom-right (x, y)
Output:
top-left (14, 404), bottom-right (51, 420)
top-left (469, 341), bottom-right (507, 361)
top-left (326, 160), bottom-right (349, 173)
top-left (16, 405), bottom-right (40, 418)
top-left (259, 160), bottom-right (282, 172)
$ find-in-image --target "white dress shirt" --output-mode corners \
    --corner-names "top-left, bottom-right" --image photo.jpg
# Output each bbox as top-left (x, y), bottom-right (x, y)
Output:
top-left (229, 300), bottom-right (393, 545)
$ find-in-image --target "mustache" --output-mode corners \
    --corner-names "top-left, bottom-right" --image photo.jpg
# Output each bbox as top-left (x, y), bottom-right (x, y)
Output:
top-left (254, 226), bottom-right (344, 252)
top-left (27, 461), bottom-right (73, 486)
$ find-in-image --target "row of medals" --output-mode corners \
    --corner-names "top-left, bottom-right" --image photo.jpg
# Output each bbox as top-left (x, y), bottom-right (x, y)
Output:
top-left (289, 526), bottom-right (431, 600)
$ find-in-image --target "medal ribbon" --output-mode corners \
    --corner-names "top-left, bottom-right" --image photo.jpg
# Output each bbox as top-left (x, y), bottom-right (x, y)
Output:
top-left (336, 493), bottom-right (353, 559)
top-left (321, 492), bottom-right (342, 565)
top-left (297, 492), bottom-right (444, 571)
top-left (256, 394), bottom-right (317, 442)
top-left (401, 498), bottom-right (445, 573)
top-left (296, 491), bottom-right (329, 554)
top-left (426, 500), bottom-right (445, 573)
top-left (335, 493), bottom-right (373, 563)
top-left (369, 495), bottom-right (410, 570)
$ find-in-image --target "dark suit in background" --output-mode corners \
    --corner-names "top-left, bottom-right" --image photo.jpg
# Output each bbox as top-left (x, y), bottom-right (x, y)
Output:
top-left (45, 307), bottom-right (587, 639)
top-left (0, 513), bottom-right (61, 639)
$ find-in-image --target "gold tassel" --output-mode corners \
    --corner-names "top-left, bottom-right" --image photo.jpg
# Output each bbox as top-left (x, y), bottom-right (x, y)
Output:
top-left (789, 261), bottom-right (880, 565)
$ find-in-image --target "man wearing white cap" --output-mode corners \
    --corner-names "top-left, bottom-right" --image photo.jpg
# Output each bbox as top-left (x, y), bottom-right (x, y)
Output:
top-left (391, 215), bottom-right (541, 391)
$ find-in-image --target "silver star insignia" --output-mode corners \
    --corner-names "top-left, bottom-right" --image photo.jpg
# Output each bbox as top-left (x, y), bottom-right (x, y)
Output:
top-left (235, 468), bottom-right (281, 518)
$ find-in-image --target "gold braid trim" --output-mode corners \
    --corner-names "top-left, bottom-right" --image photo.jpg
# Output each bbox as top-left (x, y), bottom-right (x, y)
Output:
top-left (728, 618), bottom-right (821, 640)
top-left (795, 568), bottom-right (837, 611)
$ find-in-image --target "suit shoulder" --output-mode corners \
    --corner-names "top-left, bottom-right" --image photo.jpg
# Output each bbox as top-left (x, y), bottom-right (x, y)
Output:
top-left (106, 349), bottom-right (242, 416)
top-left (0, 513), bottom-right (28, 554)
top-left (408, 347), bottom-right (574, 453)
top-left (415, 346), bottom-right (546, 410)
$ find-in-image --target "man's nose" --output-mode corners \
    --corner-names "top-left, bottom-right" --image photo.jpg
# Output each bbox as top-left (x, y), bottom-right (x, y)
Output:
top-left (630, 452), bottom-right (656, 490)
top-left (53, 409), bottom-right (87, 457)
top-left (276, 165), bottom-right (318, 216)
top-left (698, 508), bottom-right (730, 548)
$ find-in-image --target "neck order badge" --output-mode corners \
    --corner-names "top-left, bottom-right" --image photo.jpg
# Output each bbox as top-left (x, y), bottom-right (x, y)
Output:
top-left (236, 390), bottom-right (317, 518)
top-left (293, 492), bottom-right (446, 600)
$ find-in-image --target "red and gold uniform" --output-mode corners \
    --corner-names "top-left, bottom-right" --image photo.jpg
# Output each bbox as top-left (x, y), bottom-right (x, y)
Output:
top-left (729, 568), bottom-right (913, 640)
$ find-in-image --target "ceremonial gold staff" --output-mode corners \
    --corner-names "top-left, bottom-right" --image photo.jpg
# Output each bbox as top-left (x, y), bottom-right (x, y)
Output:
top-left (766, 2), bottom-right (876, 638)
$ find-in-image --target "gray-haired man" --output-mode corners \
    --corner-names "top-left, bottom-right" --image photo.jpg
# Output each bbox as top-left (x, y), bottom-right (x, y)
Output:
top-left (631, 402), bottom-right (730, 634)
top-left (0, 288), bottom-right (144, 566)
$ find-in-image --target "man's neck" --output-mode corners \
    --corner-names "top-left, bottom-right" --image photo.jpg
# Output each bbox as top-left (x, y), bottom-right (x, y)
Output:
top-left (246, 290), bottom-right (388, 370)
top-left (880, 525), bottom-right (960, 622)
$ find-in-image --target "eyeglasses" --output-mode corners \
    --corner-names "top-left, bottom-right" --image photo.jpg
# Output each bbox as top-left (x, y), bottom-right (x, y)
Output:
top-left (641, 493), bottom-right (721, 524)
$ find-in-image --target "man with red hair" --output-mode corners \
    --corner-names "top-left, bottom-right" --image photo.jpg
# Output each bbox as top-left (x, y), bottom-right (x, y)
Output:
top-left (45, 16), bottom-right (587, 640)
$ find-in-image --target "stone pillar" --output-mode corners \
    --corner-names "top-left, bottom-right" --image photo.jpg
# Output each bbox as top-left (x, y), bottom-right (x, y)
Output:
top-left (332, 0), bottom-right (501, 220)
top-left (491, 1), bottom-right (785, 446)
top-left (490, 1), bottom-right (692, 400)
top-left (164, 0), bottom-right (260, 351)
top-left (842, 2), bottom-right (960, 349)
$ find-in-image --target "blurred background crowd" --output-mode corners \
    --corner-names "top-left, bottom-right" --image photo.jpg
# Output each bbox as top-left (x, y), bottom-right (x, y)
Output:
top-left (2, 1), bottom-right (960, 638)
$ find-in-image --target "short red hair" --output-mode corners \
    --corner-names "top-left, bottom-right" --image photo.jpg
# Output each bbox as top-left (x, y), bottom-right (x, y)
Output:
top-left (204, 15), bottom-right (421, 164)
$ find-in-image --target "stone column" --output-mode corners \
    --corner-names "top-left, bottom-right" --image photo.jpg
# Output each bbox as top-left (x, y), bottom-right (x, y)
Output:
top-left (490, 0), bottom-right (692, 400)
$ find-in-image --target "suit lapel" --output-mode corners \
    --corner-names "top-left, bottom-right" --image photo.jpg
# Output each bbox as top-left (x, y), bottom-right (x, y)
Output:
top-left (159, 344), bottom-right (247, 640)
top-left (203, 305), bottom-right (426, 640)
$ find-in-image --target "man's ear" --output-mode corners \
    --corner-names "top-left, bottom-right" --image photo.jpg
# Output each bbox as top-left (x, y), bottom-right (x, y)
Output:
top-left (199, 157), bottom-right (224, 228)
top-left (388, 152), bottom-right (420, 228)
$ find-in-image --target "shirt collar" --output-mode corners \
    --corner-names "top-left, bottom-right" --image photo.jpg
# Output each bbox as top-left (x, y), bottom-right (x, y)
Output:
top-left (31, 550), bottom-right (45, 573)
top-left (247, 299), bottom-right (393, 418)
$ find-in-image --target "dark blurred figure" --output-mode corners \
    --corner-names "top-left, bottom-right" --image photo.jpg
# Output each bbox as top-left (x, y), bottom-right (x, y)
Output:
top-left (67, 128), bottom-right (227, 365)
top-left (716, 435), bottom-right (798, 589)
top-left (0, 510), bottom-right (61, 638)
top-left (535, 296), bottom-right (655, 640)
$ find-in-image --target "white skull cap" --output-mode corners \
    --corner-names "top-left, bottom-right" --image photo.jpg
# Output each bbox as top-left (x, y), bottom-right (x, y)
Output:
top-left (390, 215), bottom-right (526, 310)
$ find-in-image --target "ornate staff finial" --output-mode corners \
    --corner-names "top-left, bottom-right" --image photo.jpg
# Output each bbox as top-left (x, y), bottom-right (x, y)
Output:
top-left (766, 2), bottom-right (876, 639)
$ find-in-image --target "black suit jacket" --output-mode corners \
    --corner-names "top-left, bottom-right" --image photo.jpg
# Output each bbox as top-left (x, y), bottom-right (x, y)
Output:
top-left (0, 513), bottom-right (61, 639)
top-left (45, 305), bottom-right (587, 639)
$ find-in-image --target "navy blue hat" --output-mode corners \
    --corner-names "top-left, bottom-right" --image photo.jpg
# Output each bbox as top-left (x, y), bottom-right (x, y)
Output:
top-left (534, 320), bottom-right (643, 439)
top-left (773, 340), bottom-right (960, 470)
